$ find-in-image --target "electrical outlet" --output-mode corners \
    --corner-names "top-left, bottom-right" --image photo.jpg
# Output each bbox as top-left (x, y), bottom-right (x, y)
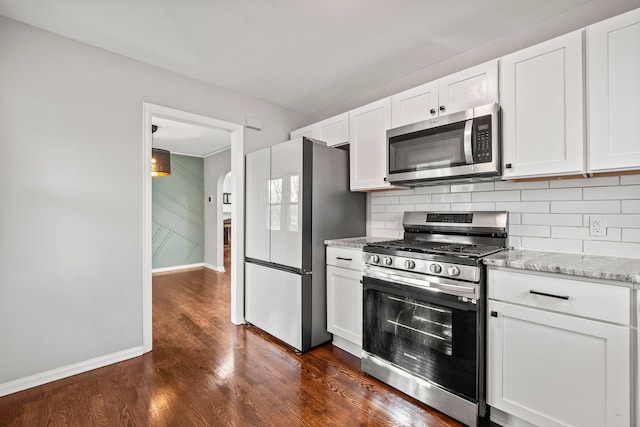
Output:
top-left (590, 215), bottom-right (607, 237)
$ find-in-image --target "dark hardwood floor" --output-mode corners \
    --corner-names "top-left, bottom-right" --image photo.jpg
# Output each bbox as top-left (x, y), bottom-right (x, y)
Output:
top-left (0, 249), bottom-right (468, 426)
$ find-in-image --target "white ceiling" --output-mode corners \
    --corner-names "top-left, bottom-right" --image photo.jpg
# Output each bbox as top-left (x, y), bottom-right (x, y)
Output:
top-left (152, 117), bottom-right (230, 157)
top-left (0, 0), bottom-right (614, 116)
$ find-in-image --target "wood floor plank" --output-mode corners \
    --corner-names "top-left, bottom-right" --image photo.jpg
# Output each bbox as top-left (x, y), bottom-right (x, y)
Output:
top-left (0, 250), bottom-right (482, 426)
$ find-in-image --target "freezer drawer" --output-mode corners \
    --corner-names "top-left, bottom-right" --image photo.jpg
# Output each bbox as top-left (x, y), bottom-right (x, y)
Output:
top-left (245, 262), bottom-right (304, 350)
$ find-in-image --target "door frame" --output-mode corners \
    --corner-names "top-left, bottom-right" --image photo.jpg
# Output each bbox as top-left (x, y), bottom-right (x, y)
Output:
top-left (142, 102), bottom-right (245, 352)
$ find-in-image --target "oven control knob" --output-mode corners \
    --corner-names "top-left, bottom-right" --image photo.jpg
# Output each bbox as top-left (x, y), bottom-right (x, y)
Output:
top-left (447, 266), bottom-right (460, 277)
top-left (404, 260), bottom-right (416, 269)
top-left (370, 255), bottom-right (380, 264)
top-left (429, 263), bottom-right (442, 274)
top-left (383, 256), bottom-right (393, 266)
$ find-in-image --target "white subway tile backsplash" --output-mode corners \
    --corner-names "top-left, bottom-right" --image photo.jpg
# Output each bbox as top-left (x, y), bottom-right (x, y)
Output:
top-left (385, 204), bottom-right (415, 213)
top-left (623, 229), bottom-right (640, 243)
top-left (509, 225), bottom-right (551, 237)
top-left (521, 237), bottom-right (583, 252)
top-left (472, 190), bottom-right (519, 202)
top-left (414, 203), bottom-right (451, 211)
top-left (432, 192), bottom-right (471, 203)
top-left (551, 200), bottom-right (620, 213)
top-left (371, 196), bottom-right (399, 205)
top-left (583, 240), bottom-right (640, 258)
top-left (583, 185), bottom-right (640, 200)
top-left (366, 175), bottom-right (640, 257)
top-left (521, 188), bottom-right (582, 201)
top-left (549, 176), bottom-right (619, 188)
top-left (623, 200), bottom-right (640, 213)
top-left (496, 201), bottom-right (550, 213)
top-left (603, 214), bottom-right (640, 228)
top-left (522, 213), bottom-right (583, 226)
top-left (450, 182), bottom-right (495, 193)
top-left (551, 226), bottom-right (621, 241)
top-left (621, 175), bottom-right (640, 185)
top-left (370, 228), bottom-right (403, 239)
top-left (399, 195), bottom-right (431, 204)
top-left (494, 180), bottom-right (549, 190)
top-left (371, 212), bottom-right (402, 222)
top-left (451, 202), bottom-right (496, 211)
top-left (414, 185), bottom-right (449, 194)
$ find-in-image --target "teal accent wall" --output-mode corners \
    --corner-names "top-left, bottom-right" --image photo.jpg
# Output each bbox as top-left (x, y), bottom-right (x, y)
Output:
top-left (152, 154), bottom-right (204, 269)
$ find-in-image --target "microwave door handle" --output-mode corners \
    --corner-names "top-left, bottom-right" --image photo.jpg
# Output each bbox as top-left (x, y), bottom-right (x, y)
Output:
top-left (463, 119), bottom-right (473, 164)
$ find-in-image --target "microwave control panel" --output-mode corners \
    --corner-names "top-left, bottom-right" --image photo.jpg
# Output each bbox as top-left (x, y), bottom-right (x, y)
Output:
top-left (474, 115), bottom-right (492, 163)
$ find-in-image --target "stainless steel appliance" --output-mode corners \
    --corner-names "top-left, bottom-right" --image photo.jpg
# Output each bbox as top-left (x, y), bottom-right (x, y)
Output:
top-left (362, 211), bottom-right (508, 427)
top-left (244, 137), bottom-right (366, 353)
top-left (386, 103), bottom-right (500, 186)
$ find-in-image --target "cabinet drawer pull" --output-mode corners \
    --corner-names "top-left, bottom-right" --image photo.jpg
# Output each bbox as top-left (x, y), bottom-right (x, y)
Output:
top-left (336, 257), bottom-right (353, 261)
top-left (529, 290), bottom-right (570, 300)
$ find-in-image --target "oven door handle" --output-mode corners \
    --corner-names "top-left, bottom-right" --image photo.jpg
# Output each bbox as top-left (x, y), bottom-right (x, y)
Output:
top-left (463, 119), bottom-right (474, 164)
top-left (365, 270), bottom-right (478, 298)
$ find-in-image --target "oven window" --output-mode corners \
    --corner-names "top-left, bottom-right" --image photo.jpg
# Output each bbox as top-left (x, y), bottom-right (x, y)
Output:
top-left (389, 121), bottom-right (467, 173)
top-left (364, 283), bottom-right (478, 401)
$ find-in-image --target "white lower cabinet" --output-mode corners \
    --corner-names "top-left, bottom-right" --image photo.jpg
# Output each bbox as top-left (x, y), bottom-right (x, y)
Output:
top-left (326, 246), bottom-right (363, 357)
top-left (487, 268), bottom-right (631, 427)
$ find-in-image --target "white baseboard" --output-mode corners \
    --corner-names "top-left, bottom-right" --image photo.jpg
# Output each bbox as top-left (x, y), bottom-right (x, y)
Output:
top-left (0, 346), bottom-right (144, 398)
top-left (204, 263), bottom-right (225, 272)
top-left (331, 336), bottom-right (362, 359)
top-left (490, 406), bottom-right (537, 427)
top-left (152, 263), bottom-right (204, 273)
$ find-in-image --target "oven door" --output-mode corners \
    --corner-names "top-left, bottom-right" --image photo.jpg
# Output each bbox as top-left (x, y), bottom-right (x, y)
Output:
top-left (363, 274), bottom-right (481, 402)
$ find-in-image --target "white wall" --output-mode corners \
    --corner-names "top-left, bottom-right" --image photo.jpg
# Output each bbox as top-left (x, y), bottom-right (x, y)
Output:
top-left (204, 149), bottom-right (231, 269)
top-left (369, 176), bottom-right (640, 258)
top-left (304, 0), bottom-right (640, 124)
top-left (0, 16), bottom-right (302, 391)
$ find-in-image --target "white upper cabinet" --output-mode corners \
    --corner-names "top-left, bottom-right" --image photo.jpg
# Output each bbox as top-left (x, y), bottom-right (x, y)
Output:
top-left (349, 98), bottom-right (392, 191)
top-left (391, 60), bottom-right (498, 128)
top-left (289, 112), bottom-right (349, 147)
top-left (587, 8), bottom-right (640, 173)
top-left (438, 59), bottom-right (499, 116)
top-left (501, 30), bottom-right (585, 179)
top-left (391, 81), bottom-right (439, 128)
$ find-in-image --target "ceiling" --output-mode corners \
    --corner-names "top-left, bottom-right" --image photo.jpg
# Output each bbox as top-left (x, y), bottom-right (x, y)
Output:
top-left (0, 0), bottom-right (631, 115)
top-left (152, 117), bottom-right (230, 157)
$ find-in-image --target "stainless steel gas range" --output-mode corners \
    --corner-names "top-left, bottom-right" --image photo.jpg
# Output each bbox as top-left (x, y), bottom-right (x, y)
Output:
top-left (361, 211), bottom-right (508, 427)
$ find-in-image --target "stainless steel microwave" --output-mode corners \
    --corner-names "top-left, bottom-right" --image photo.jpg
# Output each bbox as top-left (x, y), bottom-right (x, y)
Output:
top-left (386, 103), bottom-right (500, 185)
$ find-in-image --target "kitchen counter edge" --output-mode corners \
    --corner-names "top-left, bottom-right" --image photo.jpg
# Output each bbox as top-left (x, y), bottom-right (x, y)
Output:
top-left (484, 249), bottom-right (640, 285)
top-left (324, 236), bottom-right (391, 250)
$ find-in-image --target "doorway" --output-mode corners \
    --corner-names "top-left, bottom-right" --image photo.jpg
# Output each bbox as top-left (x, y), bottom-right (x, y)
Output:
top-left (142, 103), bottom-right (245, 353)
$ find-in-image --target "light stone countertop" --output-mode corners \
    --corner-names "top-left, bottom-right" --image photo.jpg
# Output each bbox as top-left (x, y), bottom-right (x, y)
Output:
top-left (484, 249), bottom-right (640, 285)
top-left (324, 236), bottom-right (392, 249)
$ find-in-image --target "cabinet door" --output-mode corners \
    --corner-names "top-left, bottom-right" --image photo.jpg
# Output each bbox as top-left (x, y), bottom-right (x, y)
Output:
top-left (269, 139), bottom-right (303, 269)
top-left (349, 98), bottom-right (392, 191)
top-left (290, 126), bottom-right (314, 140)
top-left (488, 300), bottom-right (630, 427)
top-left (316, 112), bottom-right (349, 146)
top-left (501, 30), bottom-right (585, 179)
top-left (245, 262), bottom-right (302, 350)
top-left (438, 59), bottom-right (499, 115)
top-left (245, 147), bottom-right (271, 261)
top-left (326, 265), bottom-right (362, 345)
top-left (587, 8), bottom-right (640, 172)
top-left (391, 81), bottom-right (438, 128)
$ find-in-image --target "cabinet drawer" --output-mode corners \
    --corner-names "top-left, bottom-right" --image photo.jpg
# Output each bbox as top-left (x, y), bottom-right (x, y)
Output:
top-left (326, 246), bottom-right (362, 271)
top-left (488, 268), bottom-right (631, 325)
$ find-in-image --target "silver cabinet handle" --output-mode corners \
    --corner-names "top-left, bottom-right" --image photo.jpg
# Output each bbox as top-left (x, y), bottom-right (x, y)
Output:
top-left (530, 290), bottom-right (569, 300)
top-left (463, 119), bottom-right (473, 164)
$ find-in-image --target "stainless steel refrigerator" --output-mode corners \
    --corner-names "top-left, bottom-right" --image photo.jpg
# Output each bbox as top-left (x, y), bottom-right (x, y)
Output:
top-left (244, 137), bottom-right (366, 352)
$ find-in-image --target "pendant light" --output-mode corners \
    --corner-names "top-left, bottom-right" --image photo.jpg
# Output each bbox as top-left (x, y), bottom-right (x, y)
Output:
top-left (151, 125), bottom-right (171, 176)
